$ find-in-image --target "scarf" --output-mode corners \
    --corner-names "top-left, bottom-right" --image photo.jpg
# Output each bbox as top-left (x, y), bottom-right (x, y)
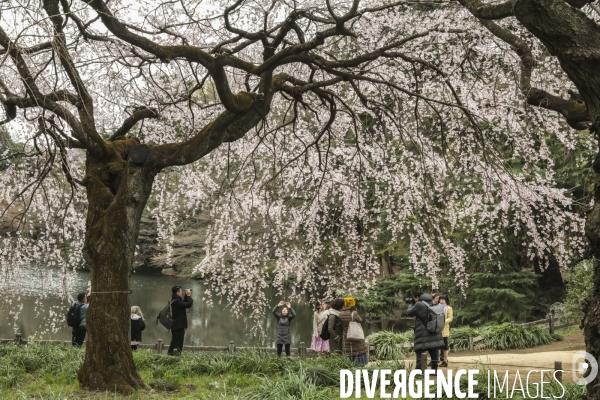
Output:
top-left (328, 309), bottom-right (340, 317)
top-left (172, 294), bottom-right (183, 301)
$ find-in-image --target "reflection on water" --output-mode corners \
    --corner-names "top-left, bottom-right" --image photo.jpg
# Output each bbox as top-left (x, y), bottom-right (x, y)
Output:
top-left (0, 267), bottom-right (412, 347)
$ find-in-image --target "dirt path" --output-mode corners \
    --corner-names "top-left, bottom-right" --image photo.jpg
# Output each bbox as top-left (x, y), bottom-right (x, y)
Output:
top-left (403, 333), bottom-right (586, 384)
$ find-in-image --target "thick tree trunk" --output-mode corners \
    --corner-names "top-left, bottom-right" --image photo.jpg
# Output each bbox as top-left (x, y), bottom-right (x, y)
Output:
top-left (583, 150), bottom-right (600, 400)
top-left (78, 139), bottom-right (156, 393)
top-left (510, 2), bottom-right (600, 397)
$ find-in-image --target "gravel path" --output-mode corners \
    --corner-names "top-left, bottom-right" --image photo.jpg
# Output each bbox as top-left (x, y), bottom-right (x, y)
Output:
top-left (404, 333), bottom-right (586, 383)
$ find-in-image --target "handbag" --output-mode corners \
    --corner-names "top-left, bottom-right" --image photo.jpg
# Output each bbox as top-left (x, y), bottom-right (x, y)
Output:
top-left (346, 311), bottom-right (364, 340)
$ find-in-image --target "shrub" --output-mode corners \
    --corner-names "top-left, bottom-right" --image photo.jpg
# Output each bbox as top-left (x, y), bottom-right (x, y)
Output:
top-left (481, 323), bottom-right (555, 350)
top-left (448, 324), bottom-right (556, 352)
top-left (562, 259), bottom-right (593, 324)
top-left (365, 330), bottom-right (408, 360)
top-left (449, 326), bottom-right (482, 352)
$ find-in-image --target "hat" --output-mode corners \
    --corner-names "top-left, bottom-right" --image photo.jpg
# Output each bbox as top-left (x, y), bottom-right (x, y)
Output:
top-left (344, 297), bottom-right (355, 307)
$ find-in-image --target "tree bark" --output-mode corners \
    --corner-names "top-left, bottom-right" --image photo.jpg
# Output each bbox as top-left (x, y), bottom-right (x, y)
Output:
top-left (508, 1), bottom-right (600, 397)
top-left (583, 156), bottom-right (600, 400)
top-left (78, 138), bottom-right (156, 393)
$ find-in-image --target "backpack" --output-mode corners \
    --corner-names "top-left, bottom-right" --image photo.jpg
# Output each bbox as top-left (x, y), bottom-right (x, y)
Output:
top-left (66, 302), bottom-right (82, 328)
top-left (157, 300), bottom-right (174, 330)
top-left (319, 313), bottom-right (341, 340)
top-left (422, 303), bottom-right (445, 334)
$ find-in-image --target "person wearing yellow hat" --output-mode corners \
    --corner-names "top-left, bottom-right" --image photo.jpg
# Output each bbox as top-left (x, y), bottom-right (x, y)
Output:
top-left (339, 297), bottom-right (368, 366)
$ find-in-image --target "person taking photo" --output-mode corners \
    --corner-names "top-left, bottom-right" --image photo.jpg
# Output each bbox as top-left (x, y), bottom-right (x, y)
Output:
top-left (407, 291), bottom-right (445, 371)
top-left (168, 286), bottom-right (193, 355)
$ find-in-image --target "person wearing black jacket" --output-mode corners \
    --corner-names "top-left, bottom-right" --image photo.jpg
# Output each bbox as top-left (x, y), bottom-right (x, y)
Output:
top-left (168, 286), bottom-right (193, 355)
top-left (407, 292), bottom-right (445, 371)
top-left (130, 305), bottom-right (146, 351)
top-left (272, 301), bottom-right (296, 356)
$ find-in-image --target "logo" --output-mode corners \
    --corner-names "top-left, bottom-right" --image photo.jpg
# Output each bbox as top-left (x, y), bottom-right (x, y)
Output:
top-left (572, 351), bottom-right (598, 385)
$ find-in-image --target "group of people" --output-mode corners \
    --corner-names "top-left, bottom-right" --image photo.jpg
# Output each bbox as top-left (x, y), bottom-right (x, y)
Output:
top-left (69, 287), bottom-right (453, 371)
top-left (69, 285), bottom-right (193, 355)
top-left (407, 291), bottom-right (453, 371)
top-left (273, 297), bottom-right (369, 365)
top-left (69, 292), bottom-right (148, 349)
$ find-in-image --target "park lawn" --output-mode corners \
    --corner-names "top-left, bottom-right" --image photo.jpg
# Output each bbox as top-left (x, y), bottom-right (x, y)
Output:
top-left (0, 344), bottom-right (361, 399)
top-left (3, 371), bottom-right (275, 399)
top-left (0, 340), bottom-right (587, 399)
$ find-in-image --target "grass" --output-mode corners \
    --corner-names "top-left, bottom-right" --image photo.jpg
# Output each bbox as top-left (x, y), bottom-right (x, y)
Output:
top-left (0, 342), bottom-right (586, 399)
top-left (0, 343), bottom-right (368, 399)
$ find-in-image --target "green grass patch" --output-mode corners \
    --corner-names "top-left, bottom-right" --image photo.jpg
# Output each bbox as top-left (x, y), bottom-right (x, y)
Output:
top-left (0, 343), bottom-right (585, 399)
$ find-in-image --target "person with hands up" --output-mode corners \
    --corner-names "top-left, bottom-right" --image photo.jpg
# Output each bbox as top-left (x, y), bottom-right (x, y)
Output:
top-left (272, 301), bottom-right (295, 356)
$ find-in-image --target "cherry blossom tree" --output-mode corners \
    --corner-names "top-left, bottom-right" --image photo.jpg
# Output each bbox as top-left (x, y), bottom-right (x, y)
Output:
top-left (0, 0), bottom-right (592, 393)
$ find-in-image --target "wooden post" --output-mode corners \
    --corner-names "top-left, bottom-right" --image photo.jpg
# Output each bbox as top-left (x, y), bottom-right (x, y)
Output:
top-left (422, 353), bottom-right (428, 370)
top-left (549, 314), bottom-right (555, 334)
top-left (511, 321), bottom-right (515, 328)
top-left (156, 338), bottom-right (163, 354)
top-left (468, 335), bottom-right (473, 351)
top-left (15, 333), bottom-right (22, 346)
top-left (299, 342), bottom-right (306, 358)
top-left (228, 340), bottom-right (235, 353)
top-left (554, 361), bottom-right (563, 383)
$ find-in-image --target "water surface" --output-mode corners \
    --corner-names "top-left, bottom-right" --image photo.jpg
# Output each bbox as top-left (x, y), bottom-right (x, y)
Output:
top-left (0, 267), bottom-right (411, 347)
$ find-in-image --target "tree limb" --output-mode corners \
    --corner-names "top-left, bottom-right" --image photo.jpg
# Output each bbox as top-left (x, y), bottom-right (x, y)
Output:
top-left (456, 0), bottom-right (516, 19)
top-left (476, 17), bottom-right (590, 129)
top-left (109, 107), bottom-right (159, 141)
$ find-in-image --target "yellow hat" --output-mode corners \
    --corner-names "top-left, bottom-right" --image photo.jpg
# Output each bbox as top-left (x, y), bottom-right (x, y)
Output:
top-left (344, 297), bottom-right (355, 307)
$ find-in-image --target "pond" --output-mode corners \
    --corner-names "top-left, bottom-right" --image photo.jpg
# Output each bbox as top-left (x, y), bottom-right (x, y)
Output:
top-left (0, 267), bottom-right (412, 347)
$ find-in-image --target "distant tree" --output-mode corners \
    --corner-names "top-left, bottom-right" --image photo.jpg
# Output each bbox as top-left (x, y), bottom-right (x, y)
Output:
top-left (562, 260), bottom-right (594, 324)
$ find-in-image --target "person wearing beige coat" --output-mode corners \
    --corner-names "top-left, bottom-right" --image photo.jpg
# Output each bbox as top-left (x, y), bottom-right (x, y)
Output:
top-left (439, 294), bottom-right (453, 367)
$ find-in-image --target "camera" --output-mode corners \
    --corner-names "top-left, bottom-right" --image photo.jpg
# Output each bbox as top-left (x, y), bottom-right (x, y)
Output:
top-left (405, 297), bottom-right (415, 305)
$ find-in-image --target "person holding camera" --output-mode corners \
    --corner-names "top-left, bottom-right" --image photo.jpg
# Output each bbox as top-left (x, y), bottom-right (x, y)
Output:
top-left (272, 301), bottom-right (296, 356)
top-left (167, 286), bottom-right (193, 355)
top-left (407, 291), bottom-right (445, 371)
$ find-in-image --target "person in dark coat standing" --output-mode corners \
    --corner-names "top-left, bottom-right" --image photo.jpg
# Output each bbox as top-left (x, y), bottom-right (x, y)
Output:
top-left (130, 305), bottom-right (146, 351)
top-left (71, 292), bottom-right (88, 346)
top-left (168, 286), bottom-right (193, 355)
top-left (272, 301), bottom-right (296, 356)
top-left (407, 291), bottom-right (445, 371)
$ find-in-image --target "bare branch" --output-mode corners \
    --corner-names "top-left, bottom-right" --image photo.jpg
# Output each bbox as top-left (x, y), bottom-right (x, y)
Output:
top-left (477, 18), bottom-right (590, 129)
top-left (109, 107), bottom-right (159, 141)
top-left (457, 0), bottom-right (516, 19)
